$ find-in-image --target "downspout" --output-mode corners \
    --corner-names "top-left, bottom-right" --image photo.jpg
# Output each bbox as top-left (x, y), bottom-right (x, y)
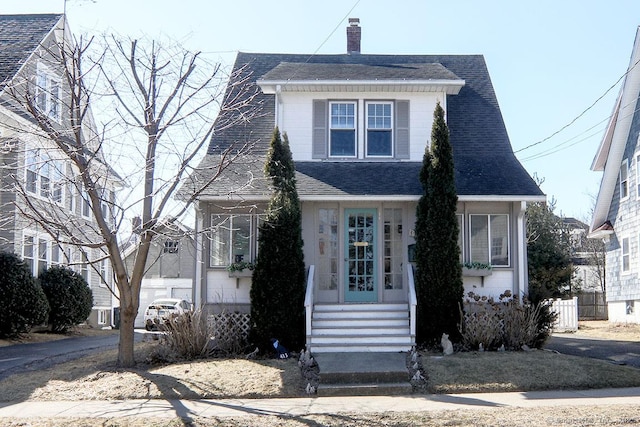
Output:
top-left (517, 201), bottom-right (528, 298)
top-left (194, 203), bottom-right (204, 308)
top-left (275, 84), bottom-right (282, 129)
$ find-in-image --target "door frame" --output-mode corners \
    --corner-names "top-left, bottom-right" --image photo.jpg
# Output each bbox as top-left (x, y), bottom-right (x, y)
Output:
top-left (344, 208), bottom-right (378, 302)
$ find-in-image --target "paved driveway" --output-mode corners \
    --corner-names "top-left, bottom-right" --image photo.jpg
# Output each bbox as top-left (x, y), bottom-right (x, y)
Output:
top-left (0, 331), bottom-right (147, 380)
top-left (545, 335), bottom-right (640, 368)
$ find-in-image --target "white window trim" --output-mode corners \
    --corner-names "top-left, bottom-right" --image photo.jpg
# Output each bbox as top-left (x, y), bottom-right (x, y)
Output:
top-left (457, 213), bottom-right (464, 263)
top-left (35, 62), bottom-right (62, 123)
top-left (636, 154), bottom-right (640, 200)
top-left (365, 101), bottom-right (394, 158)
top-left (209, 214), bottom-right (259, 267)
top-left (21, 231), bottom-right (66, 277)
top-left (469, 214), bottom-right (511, 267)
top-left (24, 146), bottom-right (66, 207)
top-left (622, 236), bottom-right (631, 273)
top-left (329, 100), bottom-right (358, 158)
top-left (620, 159), bottom-right (629, 201)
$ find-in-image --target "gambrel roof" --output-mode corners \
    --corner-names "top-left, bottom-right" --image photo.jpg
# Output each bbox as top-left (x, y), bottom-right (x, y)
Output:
top-left (0, 14), bottom-right (63, 89)
top-left (189, 52), bottom-right (543, 201)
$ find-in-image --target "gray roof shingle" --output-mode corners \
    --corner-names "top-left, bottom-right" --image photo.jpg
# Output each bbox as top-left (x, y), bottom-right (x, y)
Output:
top-left (259, 62), bottom-right (462, 82)
top-left (195, 52), bottom-right (543, 198)
top-left (0, 14), bottom-right (62, 88)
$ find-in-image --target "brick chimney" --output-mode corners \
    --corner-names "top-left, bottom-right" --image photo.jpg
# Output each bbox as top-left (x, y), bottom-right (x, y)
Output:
top-left (347, 18), bottom-right (361, 54)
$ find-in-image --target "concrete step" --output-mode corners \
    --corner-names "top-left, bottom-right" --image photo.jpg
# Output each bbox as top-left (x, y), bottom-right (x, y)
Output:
top-left (317, 382), bottom-right (412, 396)
top-left (314, 352), bottom-right (411, 396)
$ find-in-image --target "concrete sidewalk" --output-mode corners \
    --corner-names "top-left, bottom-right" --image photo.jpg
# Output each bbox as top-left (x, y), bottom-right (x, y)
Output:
top-left (1, 388), bottom-right (640, 419)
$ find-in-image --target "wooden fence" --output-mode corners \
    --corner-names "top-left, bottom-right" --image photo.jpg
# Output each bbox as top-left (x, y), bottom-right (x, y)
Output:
top-left (577, 291), bottom-right (608, 320)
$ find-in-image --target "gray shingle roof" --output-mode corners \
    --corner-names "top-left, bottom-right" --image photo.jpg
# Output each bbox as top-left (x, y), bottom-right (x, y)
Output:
top-left (259, 62), bottom-right (462, 82)
top-left (0, 14), bottom-right (62, 88)
top-left (196, 52), bottom-right (543, 198)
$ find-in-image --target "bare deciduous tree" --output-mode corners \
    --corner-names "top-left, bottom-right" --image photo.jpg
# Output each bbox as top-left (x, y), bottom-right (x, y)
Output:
top-left (2, 31), bottom-right (258, 367)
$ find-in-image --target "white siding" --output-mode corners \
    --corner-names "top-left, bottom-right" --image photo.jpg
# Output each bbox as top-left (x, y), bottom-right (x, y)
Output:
top-left (277, 91), bottom-right (442, 162)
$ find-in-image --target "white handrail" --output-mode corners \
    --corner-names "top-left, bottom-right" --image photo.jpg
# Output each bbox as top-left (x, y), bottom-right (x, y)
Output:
top-left (304, 265), bottom-right (315, 339)
top-left (407, 263), bottom-right (417, 340)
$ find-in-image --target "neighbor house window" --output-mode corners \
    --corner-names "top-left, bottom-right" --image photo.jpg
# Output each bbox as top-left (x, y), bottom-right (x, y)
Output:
top-left (329, 102), bottom-right (356, 157)
top-left (36, 64), bottom-right (61, 122)
top-left (22, 233), bottom-right (63, 276)
top-left (469, 214), bottom-right (509, 266)
top-left (637, 154), bottom-right (640, 199)
top-left (98, 310), bottom-right (107, 325)
top-left (366, 102), bottom-right (393, 157)
top-left (622, 236), bottom-right (630, 272)
top-left (209, 214), bottom-right (258, 267)
top-left (25, 148), bottom-right (65, 204)
top-left (620, 159), bottom-right (629, 200)
top-left (164, 240), bottom-right (179, 254)
top-left (81, 184), bottom-right (91, 218)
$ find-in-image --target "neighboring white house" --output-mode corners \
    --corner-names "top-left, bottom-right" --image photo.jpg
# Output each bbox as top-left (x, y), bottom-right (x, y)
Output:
top-left (121, 219), bottom-right (195, 328)
top-left (182, 19), bottom-right (545, 351)
top-left (590, 26), bottom-right (640, 324)
top-left (0, 14), bottom-right (119, 328)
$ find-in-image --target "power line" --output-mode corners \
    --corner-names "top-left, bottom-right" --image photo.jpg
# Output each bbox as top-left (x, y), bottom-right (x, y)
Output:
top-left (514, 56), bottom-right (640, 154)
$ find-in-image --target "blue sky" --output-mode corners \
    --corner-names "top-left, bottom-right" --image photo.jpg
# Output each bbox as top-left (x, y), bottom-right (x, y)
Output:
top-left (6, 0), bottom-right (640, 221)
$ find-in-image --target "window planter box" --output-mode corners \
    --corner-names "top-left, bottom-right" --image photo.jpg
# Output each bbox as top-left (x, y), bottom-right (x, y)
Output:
top-left (228, 270), bottom-right (253, 278)
top-left (462, 267), bottom-right (492, 277)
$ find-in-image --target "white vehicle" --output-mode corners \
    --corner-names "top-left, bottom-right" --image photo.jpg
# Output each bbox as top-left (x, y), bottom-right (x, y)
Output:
top-left (143, 298), bottom-right (192, 331)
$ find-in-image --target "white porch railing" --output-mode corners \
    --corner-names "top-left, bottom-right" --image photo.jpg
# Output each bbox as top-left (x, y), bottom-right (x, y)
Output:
top-left (407, 263), bottom-right (417, 341)
top-left (304, 265), bottom-right (316, 340)
top-left (550, 297), bottom-right (579, 332)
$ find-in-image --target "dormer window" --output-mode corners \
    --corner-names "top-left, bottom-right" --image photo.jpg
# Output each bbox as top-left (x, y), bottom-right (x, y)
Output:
top-left (314, 99), bottom-right (409, 160)
top-left (366, 102), bottom-right (393, 157)
top-left (35, 64), bottom-right (61, 122)
top-left (330, 102), bottom-right (356, 157)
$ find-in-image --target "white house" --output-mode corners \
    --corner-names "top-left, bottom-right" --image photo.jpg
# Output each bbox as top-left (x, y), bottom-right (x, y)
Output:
top-left (183, 19), bottom-right (544, 351)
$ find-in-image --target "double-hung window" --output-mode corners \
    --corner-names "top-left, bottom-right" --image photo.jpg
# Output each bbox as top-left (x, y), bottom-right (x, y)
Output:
top-left (329, 102), bottom-right (356, 157)
top-left (36, 64), bottom-right (61, 122)
top-left (210, 214), bottom-right (258, 267)
top-left (25, 148), bottom-right (65, 204)
top-left (620, 159), bottom-right (629, 200)
top-left (366, 102), bottom-right (393, 157)
top-left (469, 214), bottom-right (509, 266)
top-left (622, 236), bottom-right (630, 272)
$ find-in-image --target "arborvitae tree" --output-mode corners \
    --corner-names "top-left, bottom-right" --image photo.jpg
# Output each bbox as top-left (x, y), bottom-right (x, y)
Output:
top-left (0, 252), bottom-right (49, 338)
top-left (415, 102), bottom-right (464, 346)
top-left (40, 266), bottom-right (93, 333)
top-left (250, 127), bottom-right (306, 353)
top-left (526, 200), bottom-right (574, 303)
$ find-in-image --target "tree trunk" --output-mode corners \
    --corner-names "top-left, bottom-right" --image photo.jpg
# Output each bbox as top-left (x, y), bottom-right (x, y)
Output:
top-left (117, 303), bottom-right (137, 367)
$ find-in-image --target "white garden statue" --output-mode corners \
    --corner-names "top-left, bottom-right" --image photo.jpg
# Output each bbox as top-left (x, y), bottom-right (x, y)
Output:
top-left (441, 333), bottom-right (454, 355)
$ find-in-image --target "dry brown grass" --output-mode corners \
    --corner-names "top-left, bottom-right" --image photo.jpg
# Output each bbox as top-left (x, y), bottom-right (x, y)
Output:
top-left (1, 322), bottom-right (640, 426)
top-left (570, 320), bottom-right (640, 341)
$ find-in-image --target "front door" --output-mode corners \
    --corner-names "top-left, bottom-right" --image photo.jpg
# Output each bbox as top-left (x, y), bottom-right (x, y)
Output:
top-left (344, 208), bottom-right (378, 302)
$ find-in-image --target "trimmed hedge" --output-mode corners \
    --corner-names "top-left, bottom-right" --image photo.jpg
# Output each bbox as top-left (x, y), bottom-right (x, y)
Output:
top-left (39, 265), bottom-right (93, 333)
top-left (0, 251), bottom-right (49, 338)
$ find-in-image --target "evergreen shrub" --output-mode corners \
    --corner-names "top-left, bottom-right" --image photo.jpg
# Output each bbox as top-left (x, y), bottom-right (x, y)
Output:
top-left (39, 265), bottom-right (93, 333)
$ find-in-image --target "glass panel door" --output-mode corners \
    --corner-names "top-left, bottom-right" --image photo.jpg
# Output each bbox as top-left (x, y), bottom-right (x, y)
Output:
top-left (344, 208), bottom-right (377, 302)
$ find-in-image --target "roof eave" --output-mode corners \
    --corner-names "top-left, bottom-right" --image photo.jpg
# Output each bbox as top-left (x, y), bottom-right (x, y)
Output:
top-left (257, 79), bottom-right (465, 94)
